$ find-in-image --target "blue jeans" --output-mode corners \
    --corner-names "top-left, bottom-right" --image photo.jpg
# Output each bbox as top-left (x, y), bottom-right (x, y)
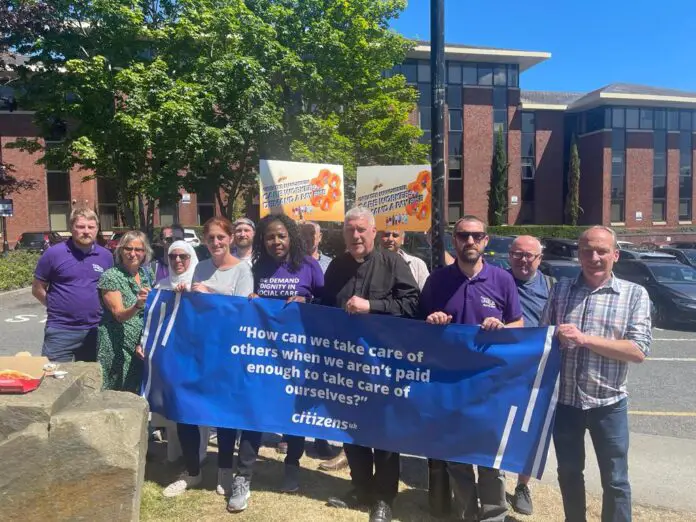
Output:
top-left (553, 399), bottom-right (631, 522)
top-left (41, 326), bottom-right (98, 363)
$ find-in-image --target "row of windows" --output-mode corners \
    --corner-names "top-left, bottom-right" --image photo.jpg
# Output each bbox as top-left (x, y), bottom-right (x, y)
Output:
top-left (387, 60), bottom-right (520, 88)
top-left (580, 106), bottom-right (696, 135)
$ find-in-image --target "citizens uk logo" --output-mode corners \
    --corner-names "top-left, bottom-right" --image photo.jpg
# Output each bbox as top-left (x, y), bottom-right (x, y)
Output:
top-left (92, 264), bottom-right (105, 273)
top-left (480, 296), bottom-right (498, 309)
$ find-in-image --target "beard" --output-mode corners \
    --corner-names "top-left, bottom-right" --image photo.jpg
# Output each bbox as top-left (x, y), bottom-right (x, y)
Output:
top-left (458, 248), bottom-right (481, 264)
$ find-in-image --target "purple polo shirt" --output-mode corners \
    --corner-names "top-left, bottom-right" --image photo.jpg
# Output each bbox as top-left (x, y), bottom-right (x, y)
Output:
top-left (420, 262), bottom-right (522, 325)
top-left (35, 239), bottom-right (114, 330)
top-left (254, 256), bottom-right (324, 300)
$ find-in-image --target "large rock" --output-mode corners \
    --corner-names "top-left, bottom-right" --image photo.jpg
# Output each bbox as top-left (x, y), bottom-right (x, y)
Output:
top-left (0, 363), bottom-right (148, 521)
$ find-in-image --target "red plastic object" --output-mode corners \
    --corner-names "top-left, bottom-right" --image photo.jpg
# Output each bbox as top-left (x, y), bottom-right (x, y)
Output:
top-left (0, 377), bottom-right (42, 394)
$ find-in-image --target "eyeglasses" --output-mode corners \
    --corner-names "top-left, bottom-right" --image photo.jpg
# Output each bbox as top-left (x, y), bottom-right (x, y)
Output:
top-left (168, 253), bottom-right (191, 261)
top-left (382, 232), bottom-right (401, 238)
top-left (455, 231), bottom-right (486, 242)
top-left (510, 251), bottom-right (541, 261)
top-left (123, 247), bottom-right (145, 253)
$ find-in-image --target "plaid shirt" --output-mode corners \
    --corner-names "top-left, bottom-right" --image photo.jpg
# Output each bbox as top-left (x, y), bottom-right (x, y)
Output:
top-left (541, 274), bottom-right (651, 410)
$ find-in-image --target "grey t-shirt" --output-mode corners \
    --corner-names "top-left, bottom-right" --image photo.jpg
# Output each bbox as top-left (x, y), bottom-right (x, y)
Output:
top-left (192, 259), bottom-right (254, 297)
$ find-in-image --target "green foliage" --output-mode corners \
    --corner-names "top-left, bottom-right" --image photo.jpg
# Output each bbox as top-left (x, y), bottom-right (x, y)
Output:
top-left (565, 137), bottom-right (581, 225)
top-left (488, 129), bottom-right (508, 226)
top-left (488, 225), bottom-right (588, 239)
top-left (0, 251), bottom-right (40, 291)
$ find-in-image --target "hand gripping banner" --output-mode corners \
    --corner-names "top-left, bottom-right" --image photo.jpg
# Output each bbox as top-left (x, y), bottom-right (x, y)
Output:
top-left (142, 290), bottom-right (561, 479)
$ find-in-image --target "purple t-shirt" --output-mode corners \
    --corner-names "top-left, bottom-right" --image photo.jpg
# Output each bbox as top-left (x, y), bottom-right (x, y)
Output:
top-left (420, 262), bottom-right (522, 325)
top-left (254, 256), bottom-right (324, 300)
top-left (34, 239), bottom-right (114, 330)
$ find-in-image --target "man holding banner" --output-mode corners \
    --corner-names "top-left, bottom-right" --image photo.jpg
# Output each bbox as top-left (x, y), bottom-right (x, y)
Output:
top-left (325, 207), bottom-right (419, 522)
top-left (421, 215), bottom-right (523, 522)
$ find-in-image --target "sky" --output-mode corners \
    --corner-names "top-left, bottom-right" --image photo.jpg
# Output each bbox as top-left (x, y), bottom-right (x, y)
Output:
top-left (391, 0), bottom-right (696, 94)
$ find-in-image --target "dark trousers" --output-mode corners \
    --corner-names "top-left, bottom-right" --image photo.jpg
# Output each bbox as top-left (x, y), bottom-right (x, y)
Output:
top-left (344, 443), bottom-right (399, 505)
top-left (42, 326), bottom-right (98, 362)
top-left (236, 430), bottom-right (263, 479)
top-left (284, 435), bottom-right (305, 467)
top-left (554, 399), bottom-right (631, 522)
top-left (446, 462), bottom-right (506, 522)
top-left (177, 424), bottom-right (236, 476)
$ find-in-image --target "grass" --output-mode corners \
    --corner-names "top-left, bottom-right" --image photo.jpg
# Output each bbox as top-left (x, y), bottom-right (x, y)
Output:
top-left (141, 438), bottom-right (693, 522)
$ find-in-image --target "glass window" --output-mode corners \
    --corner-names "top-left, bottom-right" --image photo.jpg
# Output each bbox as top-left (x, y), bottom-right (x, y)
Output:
top-left (679, 176), bottom-right (692, 198)
top-left (447, 87), bottom-right (462, 107)
top-left (494, 121), bottom-right (505, 135)
top-left (612, 128), bottom-right (625, 149)
top-left (522, 134), bottom-right (535, 158)
top-left (418, 83), bottom-right (431, 106)
top-left (419, 130), bottom-right (431, 145)
top-left (640, 109), bottom-right (653, 129)
top-left (449, 109), bottom-right (462, 131)
top-left (419, 108), bottom-right (431, 130)
top-left (448, 132), bottom-right (462, 156)
top-left (668, 110), bottom-right (680, 130)
top-left (605, 108), bottom-right (612, 128)
top-left (625, 108), bottom-right (639, 129)
top-left (679, 199), bottom-right (692, 221)
top-left (521, 112), bottom-right (535, 133)
top-left (401, 62), bottom-right (417, 83)
top-left (493, 87), bottom-right (506, 108)
top-left (521, 179), bottom-right (535, 201)
top-left (507, 64), bottom-right (519, 87)
top-left (611, 175), bottom-right (625, 199)
top-left (611, 200), bottom-right (625, 222)
top-left (448, 179), bottom-right (463, 202)
top-left (612, 108), bottom-right (625, 128)
top-left (680, 131), bottom-right (692, 177)
top-left (493, 65), bottom-right (506, 86)
top-left (478, 65), bottom-right (493, 86)
top-left (681, 111), bottom-right (692, 131)
top-left (197, 204), bottom-right (215, 226)
top-left (586, 107), bottom-right (605, 133)
top-left (653, 175), bottom-right (666, 198)
top-left (448, 203), bottom-right (462, 223)
top-left (448, 156), bottom-right (462, 171)
top-left (159, 204), bottom-right (176, 227)
top-left (462, 64), bottom-right (477, 85)
top-left (418, 62), bottom-right (430, 82)
top-left (49, 203), bottom-right (70, 231)
top-left (521, 164), bottom-right (535, 180)
top-left (448, 168), bottom-right (462, 180)
top-left (654, 109), bottom-right (666, 129)
top-left (612, 154), bottom-right (625, 177)
top-left (47, 171), bottom-right (71, 202)
top-left (653, 200), bottom-right (666, 222)
top-left (447, 63), bottom-right (461, 84)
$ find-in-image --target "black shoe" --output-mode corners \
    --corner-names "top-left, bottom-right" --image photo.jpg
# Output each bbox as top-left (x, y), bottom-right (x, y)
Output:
top-left (313, 438), bottom-right (335, 459)
top-left (369, 501), bottom-right (393, 522)
top-left (327, 489), bottom-right (371, 510)
top-left (512, 483), bottom-right (533, 515)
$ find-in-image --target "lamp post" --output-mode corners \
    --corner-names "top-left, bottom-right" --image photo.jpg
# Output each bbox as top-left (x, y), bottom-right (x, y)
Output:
top-left (0, 164), bottom-right (8, 255)
top-left (430, 0), bottom-right (446, 270)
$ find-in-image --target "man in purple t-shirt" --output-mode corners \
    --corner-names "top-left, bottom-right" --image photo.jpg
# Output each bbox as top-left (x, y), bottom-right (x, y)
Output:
top-left (420, 215), bottom-right (523, 522)
top-left (32, 208), bottom-right (114, 362)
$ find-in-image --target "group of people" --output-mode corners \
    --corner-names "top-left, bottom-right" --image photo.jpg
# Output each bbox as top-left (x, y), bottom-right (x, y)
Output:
top-left (32, 205), bottom-right (650, 522)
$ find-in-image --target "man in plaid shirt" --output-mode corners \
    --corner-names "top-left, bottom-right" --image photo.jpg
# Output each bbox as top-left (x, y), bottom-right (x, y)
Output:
top-left (541, 226), bottom-right (651, 522)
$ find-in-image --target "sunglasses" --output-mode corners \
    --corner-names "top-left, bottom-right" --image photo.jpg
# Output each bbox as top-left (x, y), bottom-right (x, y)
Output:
top-left (123, 246), bottom-right (145, 253)
top-left (455, 231), bottom-right (486, 242)
top-left (168, 253), bottom-right (191, 261)
top-left (510, 252), bottom-right (541, 261)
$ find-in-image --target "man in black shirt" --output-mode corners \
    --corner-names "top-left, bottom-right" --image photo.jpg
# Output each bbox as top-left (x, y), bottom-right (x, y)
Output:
top-left (325, 207), bottom-right (419, 522)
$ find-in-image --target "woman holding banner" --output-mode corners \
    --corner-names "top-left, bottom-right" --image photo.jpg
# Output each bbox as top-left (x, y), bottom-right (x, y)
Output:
top-left (162, 217), bottom-right (254, 504)
top-left (249, 214), bottom-right (325, 495)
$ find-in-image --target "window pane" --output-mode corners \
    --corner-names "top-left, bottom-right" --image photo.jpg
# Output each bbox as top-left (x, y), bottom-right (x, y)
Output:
top-left (493, 121), bottom-right (506, 135)
top-left (507, 64), bottom-right (519, 87)
top-left (49, 203), bottom-right (70, 231)
top-left (612, 108), bottom-right (625, 128)
top-left (419, 108), bottom-right (431, 129)
top-left (653, 176), bottom-right (666, 198)
top-left (462, 64), bottom-right (477, 85)
top-left (494, 108), bottom-right (507, 125)
top-left (612, 128), bottom-right (625, 149)
top-left (447, 87), bottom-right (462, 107)
top-left (401, 62), bottom-right (417, 83)
top-left (419, 130), bottom-right (431, 145)
top-left (478, 65), bottom-right (493, 86)
top-left (449, 169), bottom-right (462, 182)
top-left (448, 156), bottom-right (461, 171)
top-left (681, 111), bottom-right (692, 131)
top-left (159, 204), bottom-right (175, 227)
top-left (448, 63), bottom-right (461, 84)
top-left (448, 110), bottom-right (462, 131)
top-left (493, 87), bottom-right (506, 108)
top-left (448, 132), bottom-right (462, 155)
top-left (448, 179), bottom-right (463, 201)
top-left (418, 62), bottom-right (430, 82)
top-left (640, 109), bottom-right (653, 129)
top-left (625, 108), bottom-right (639, 129)
top-left (448, 203), bottom-right (462, 223)
top-left (654, 157), bottom-right (666, 177)
top-left (611, 176), bottom-right (625, 198)
top-left (611, 200), bottom-right (624, 222)
top-left (679, 176), bottom-right (692, 198)
top-left (587, 107), bottom-right (605, 133)
top-left (47, 171), bottom-right (70, 202)
top-left (668, 110), bottom-right (680, 130)
top-left (654, 109), bottom-right (666, 129)
top-left (522, 165), bottom-right (535, 180)
top-left (653, 200), bottom-right (666, 221)
top-left (493, 65), bottom-right (506, 86)
top-left (680, 199), bottom-right (692, 220)
top-left (522, 133), bottom-right (535, 157)
top-left (521, 112), bottom-right (535, 133)
top-left (99, 205), bottom-right (117, 230)
top-left (418, 83), bottom-right (431, 106)
top-left (521, 179), bottom-right (535, 201)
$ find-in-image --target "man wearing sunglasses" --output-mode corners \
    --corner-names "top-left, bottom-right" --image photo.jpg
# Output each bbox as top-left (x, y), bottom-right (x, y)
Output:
top-left (506, 235), bottom-right (555, 516)
top-left (151, 225), bottom-right (185, 284)
top-left (420, 215), bottom-right (523, 522)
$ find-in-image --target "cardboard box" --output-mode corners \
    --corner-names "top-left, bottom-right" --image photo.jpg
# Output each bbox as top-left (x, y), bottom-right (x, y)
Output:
top-left (0, 355), bottom-right (49, 394)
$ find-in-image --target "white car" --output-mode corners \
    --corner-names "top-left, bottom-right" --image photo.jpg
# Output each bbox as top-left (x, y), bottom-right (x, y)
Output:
top-left (184, 228), bottom-right (201, 247)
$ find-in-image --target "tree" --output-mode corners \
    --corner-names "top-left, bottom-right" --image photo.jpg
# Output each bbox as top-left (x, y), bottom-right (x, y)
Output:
top-left (0, 163), bottom-right (38, 199)
top-left (488, 129), bottom-right (508, 226)
top-left (565, 136), bottom-right (581, 225)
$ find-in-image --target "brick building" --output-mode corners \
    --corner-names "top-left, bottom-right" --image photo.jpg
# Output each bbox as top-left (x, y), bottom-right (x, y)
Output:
top-left (2, 43), bottom-right (696, 245)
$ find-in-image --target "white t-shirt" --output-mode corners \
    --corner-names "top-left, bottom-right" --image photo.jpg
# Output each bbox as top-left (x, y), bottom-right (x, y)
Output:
top-left (192, 259), bottom-right (254, 296)
top-left (399, 250), bottom-right (430, 290)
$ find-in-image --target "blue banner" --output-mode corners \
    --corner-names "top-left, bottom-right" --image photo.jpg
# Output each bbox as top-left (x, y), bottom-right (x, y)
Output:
top-left (142, 290), bottom-right (561, 479)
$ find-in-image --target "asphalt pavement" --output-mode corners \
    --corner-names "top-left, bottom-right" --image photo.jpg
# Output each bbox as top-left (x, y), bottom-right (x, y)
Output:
top-left (1, 287), bottom-right (695, 511)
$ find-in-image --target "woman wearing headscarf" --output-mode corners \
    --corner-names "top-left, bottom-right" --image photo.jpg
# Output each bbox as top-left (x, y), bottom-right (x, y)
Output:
top-left (162, 217), bottom-right (254, 504)
top-left (155, 240), bottom-right (199, 291)
top-left (249, 214), bottom-right (324, 495)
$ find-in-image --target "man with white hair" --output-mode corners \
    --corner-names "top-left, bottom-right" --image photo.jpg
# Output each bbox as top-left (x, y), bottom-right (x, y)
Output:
top-left (325, 207), bottom-right (419, 522)
top-left (506, 235), bottom-right (555, 515)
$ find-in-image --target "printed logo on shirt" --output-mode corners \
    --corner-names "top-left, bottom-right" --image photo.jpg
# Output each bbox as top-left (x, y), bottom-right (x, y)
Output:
top-left (480, 295), bottom-right (498, 309)
top-left (93, 264), bottom-right (105, 273)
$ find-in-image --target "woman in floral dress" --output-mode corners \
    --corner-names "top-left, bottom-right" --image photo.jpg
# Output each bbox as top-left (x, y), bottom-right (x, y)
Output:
top-left (97, 230), bottom-right (154, 392)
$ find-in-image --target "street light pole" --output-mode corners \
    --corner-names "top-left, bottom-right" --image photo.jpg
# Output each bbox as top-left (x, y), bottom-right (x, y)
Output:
top-left (0, 165), bottom-right (7, 256)
top-left (430, 0), bottom-right (446, 270)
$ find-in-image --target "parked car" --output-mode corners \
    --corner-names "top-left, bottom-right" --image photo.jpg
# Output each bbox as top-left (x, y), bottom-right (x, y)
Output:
top-left (617, 240), bottom-right (635, 250)
top-left (483, 253), bottom-right (510, 270)
top-left (541, 238), bottom-right (579, 261)
top-left (658, 247), bottom-right (696, 268)
top-left (539, 259), bottom-right (581, 281)
top-left (669, 241), bottom-right (696, 249)
top-left (184, 228), bottom-right (201, 247)
top-left (618, 249), bottom-right (676, 261)
top-left (484, 235), bottom-right (515, 255)
top-left (613, 260), bottom-right (696, 327)
top-left (14, 231), bottom-right (65, 252)
top-left (106, 232), bottom-right (124, 251)
top-left (402, 231), bottom-right (455, 268)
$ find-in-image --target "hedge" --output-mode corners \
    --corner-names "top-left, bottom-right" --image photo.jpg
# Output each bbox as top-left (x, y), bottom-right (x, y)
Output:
top-left (0, 251), bottom-right (40, 291)
top-left (488, 225), bottom-right (588, 239)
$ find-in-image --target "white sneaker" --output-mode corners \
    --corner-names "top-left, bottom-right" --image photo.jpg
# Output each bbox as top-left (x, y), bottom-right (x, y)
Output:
top-left (216, 467), bottom-right (234, 496)
top-left (162, 472), bottom-right (203, 498)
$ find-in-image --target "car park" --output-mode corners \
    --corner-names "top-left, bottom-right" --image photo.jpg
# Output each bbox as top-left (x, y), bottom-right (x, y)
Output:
top-left (658, 248), bottom-right (696, 268)
top-left (541, 238), bottom-right (579, 261)
top-left (613, 260), bottom-right (696, 327)
top-left (106, 232), bottom-right (124, 251)
top-left (618, 249), bottom-right (676, 261)
top-left (483, 253), bottom-right (510, 270)
top-left (539, 259), bottom-right (581, 281)
top-left (14, 231), bottom-right (65, 252)
top-left (184, 228), bottom-right (201, 247)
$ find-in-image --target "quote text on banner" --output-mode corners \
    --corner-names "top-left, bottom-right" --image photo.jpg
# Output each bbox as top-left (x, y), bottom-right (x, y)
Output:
top-left (142, 291), bottom-right (560, 479)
